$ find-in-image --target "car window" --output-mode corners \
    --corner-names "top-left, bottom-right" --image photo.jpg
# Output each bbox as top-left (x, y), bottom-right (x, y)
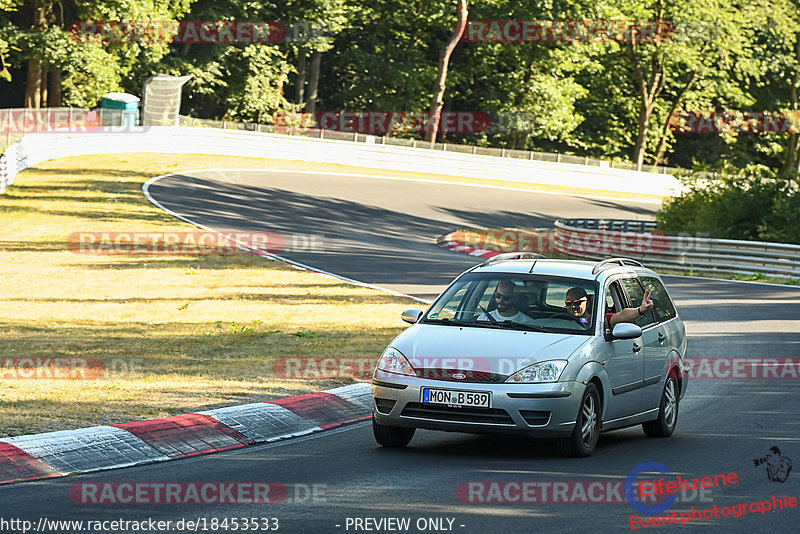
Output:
top-left (619, 277), bottom-right (656, 328)
top-left (641, 276), bottom-right (677, 323)
top-left (603, 280), bottom-right (625, 329)
top-left (436, 285), bottom-right (468, 320)
top-left (424, 273), bottom-right (598, 334)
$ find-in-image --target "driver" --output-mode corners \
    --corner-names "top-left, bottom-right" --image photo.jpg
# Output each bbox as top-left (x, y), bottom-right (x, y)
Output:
top-left (477, 280), bottom-right (534, 324)
top-left (565, 287), bottom-right (654, 328)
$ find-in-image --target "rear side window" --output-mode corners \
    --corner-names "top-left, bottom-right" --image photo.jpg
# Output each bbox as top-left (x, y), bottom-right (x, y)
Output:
top-left (641, 276), bottom-right (677, 323)
top-left (619, 278), bottom-right (656, 328)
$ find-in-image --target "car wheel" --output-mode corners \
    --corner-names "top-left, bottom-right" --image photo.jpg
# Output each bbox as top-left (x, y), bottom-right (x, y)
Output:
top-left (642, 376), bottom-right (679, 438)
top-left (558, 383), bottom-right (601, 457)
top-left (372, 417), bottom-right (415, 448)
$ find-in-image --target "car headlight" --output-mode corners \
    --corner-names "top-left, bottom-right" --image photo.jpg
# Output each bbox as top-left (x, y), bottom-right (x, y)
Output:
top-left (505, 360), bottom-right (568, 383)
top-left (375, 347), bottom-right (415, 377)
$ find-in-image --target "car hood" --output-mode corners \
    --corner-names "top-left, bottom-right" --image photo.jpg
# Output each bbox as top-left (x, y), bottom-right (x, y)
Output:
top-left (390, 323), bottom-right (590, 376)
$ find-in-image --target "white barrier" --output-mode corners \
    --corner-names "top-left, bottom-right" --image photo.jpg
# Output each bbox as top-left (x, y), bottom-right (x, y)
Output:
top-left (0, 126), bottom-right (682, 197)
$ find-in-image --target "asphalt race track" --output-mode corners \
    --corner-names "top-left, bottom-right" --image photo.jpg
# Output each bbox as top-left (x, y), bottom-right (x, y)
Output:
top-left (3, 169), bottom-right (799, 534)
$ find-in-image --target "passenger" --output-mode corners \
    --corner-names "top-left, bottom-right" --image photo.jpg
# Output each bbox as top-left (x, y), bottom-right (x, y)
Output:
top-left (565, 287), bottom-right (653, 328)
top-left (477, 280), bottom-right (533, 324)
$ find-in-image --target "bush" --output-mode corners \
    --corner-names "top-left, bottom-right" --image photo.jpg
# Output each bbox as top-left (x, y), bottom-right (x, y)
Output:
top-left (657, 167), bottom-right (800, 244)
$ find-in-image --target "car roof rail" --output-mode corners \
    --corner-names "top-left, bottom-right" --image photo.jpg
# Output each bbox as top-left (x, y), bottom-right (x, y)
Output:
top-left (592, 257), bottom-right (644, 274)
top-left (478, 252), bottom-right (547, 268)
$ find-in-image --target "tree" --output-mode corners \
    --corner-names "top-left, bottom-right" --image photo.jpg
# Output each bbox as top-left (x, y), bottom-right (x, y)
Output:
top-left (0, 0), bottom-right (23, 82)
top-left (748, 0), bottom-right (800, 178)
top-left (611, 0), bottom-right (762, 169)
top-left (283, 0), bottom-right (350, 112)
top-left (3, 0), bottom-right (193, 108)
top-left (425, 0), bottom-right (466, 145)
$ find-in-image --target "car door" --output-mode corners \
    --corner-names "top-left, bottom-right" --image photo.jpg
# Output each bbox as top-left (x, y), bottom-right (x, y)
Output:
top-left (602, 279), bottom-right (645, 421)
top-left (619, 277), bottom-right (669, 412)
top-left (639, 276), bottom-right (683, 407)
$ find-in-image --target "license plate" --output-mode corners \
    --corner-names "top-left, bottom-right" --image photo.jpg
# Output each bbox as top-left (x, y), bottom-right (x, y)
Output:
top-left (422, 388), bottom-right (491, 408)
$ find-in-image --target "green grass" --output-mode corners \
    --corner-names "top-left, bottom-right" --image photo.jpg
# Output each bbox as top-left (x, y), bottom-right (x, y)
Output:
top-left (0, 154), bottom-right (417, 437)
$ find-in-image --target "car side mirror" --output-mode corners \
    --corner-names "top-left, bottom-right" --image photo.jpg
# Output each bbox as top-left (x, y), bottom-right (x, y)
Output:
top-left (401, 309), bottom-right (423, 324)
top-left (608, 323), bottom-right (642, 340)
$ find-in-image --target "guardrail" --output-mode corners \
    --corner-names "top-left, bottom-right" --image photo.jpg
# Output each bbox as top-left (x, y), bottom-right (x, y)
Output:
top-left (0, 126), bottom-right (684, 197)
top-left (0, 107), bottom-right (133, 151)
top-left (177, 115), bottom-right (681, 175)
top-left (554, 220), bottom-right (800, 279)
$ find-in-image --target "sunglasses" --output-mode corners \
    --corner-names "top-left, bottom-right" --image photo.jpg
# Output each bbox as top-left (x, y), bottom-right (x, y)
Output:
top-left (494, 292), bottom-right (515, 301)
top-left (565, 298), bottom-right (587, 306)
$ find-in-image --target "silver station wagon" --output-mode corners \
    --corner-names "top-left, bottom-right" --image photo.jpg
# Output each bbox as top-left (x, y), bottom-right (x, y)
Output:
top-left (371, 256), bottom-right (688, 456)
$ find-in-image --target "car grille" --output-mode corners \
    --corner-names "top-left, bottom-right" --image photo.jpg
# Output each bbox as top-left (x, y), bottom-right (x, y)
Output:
top-left (519, 410), bottom-right (551, 426)
top-left (401, 403), bottom-right (515, 425)
top-left (374, 398), bottom-right (396, 414)
top-left (413, 368), bottom-right (509, 383)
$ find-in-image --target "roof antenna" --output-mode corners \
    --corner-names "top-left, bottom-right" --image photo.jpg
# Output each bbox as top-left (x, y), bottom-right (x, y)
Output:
top-left (529, 230), bottom-right (549, 272)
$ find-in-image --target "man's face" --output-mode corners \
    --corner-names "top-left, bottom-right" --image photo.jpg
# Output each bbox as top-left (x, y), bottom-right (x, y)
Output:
top-left (565, 291), bottom-right (588, 317)
top-left (494, 284), bottom-right (518, 315)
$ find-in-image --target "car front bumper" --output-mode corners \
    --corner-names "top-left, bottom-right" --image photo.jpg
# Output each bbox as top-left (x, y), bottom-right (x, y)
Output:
top-left (371, 376), bottom-right (587, 438)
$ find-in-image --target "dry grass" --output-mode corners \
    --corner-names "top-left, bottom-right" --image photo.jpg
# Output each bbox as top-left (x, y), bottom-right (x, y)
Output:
top-left (0, 154), bottom-right (419, 437)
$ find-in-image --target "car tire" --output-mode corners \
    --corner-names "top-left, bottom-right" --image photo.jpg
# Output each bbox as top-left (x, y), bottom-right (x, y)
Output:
top-left (642, 376), bottom-right (679, 438)
top-left (558, 383), bottom-right (601, 457)
top-left (373, 417), bottom-right (415, 448)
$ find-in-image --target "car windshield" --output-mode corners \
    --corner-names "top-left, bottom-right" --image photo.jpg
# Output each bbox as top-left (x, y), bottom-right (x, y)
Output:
top-left (423, 272), bottom-right (598, 334)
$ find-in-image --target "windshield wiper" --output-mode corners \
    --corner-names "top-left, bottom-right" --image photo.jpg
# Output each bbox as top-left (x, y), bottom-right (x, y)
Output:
top-left (498, 320), bottom-right (548, 332)
top-left (474, 319), bottom-right (548, 332)
top-left (424, 317), bottom-right (476, 327)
